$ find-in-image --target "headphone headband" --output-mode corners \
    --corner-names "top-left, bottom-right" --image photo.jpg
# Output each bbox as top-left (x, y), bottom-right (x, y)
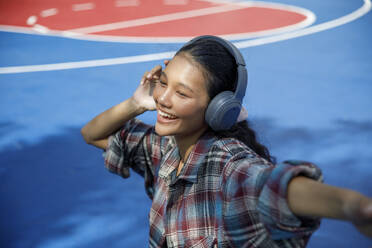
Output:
top-left (184, 35), bottom-right (246, 66)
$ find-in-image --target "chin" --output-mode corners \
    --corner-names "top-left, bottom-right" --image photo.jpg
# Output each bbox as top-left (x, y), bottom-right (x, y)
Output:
top-left (154, 123), bottom-right (178, 136)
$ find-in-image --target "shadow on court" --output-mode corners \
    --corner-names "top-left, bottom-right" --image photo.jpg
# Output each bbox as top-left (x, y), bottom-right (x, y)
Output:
top-left (0, 127), bottom-right (151, 248)
top-left (0, 119), bottom-right (371, 247)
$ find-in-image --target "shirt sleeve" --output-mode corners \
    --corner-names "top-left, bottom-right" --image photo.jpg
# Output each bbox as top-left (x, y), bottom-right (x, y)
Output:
top-left (257, 160), bottom-right (323, 240)
top-left (222, 157), bottom-right (280, 247)
top-left (104, 118), bottom-right (168, 199)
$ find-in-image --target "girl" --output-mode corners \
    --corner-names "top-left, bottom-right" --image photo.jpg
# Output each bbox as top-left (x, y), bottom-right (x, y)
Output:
top-left (81, 35), bottom-right (372, 247)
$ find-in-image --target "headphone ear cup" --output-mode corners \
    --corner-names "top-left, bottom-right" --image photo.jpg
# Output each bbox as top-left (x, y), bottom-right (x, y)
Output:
top-left (205, 91), bottom-right (242, 131)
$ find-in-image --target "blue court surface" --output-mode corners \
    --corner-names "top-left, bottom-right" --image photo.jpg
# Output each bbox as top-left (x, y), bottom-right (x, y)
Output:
top-left (0, 0), bottom-right (372, 247)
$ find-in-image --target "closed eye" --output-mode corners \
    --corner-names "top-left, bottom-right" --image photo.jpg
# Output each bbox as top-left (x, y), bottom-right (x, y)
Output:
top-left (156, 79), bottom-right (167, 87)
top-left (177, 91), bottom-right (189, 98)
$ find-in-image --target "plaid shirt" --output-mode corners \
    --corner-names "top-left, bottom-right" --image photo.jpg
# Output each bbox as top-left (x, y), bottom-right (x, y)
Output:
top-left (105, 119), bottom-right (322, 248)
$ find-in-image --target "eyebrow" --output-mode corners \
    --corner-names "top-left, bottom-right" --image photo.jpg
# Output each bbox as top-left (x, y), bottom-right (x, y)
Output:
top-left (161, 71), bottom-right (194, 93)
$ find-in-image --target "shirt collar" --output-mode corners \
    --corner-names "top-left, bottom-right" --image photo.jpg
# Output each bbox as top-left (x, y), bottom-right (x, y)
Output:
top-left (158, 131), bottom-right (217, 185)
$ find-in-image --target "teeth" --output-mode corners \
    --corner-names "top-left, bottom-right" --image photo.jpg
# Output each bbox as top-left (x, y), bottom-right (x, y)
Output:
top-left (158, 110), bottom-right (177, 119)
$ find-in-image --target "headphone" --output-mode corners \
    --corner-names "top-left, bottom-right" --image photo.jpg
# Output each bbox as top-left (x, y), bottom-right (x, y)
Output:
top-left (180, 35), bottom-right (248, 131)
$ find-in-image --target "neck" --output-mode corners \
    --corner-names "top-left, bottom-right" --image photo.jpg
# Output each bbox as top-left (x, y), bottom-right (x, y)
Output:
top-left (175, 127), bottom-right (208, 163)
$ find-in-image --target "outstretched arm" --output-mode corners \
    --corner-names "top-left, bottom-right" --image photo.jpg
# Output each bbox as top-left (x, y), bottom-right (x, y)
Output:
top-left (81, 65), bottom-right (163, 149)
top-left (288, 176), bottom-right (372, 237)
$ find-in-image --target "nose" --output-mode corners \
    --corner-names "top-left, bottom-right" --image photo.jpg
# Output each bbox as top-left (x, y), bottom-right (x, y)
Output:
top-left (157, 88), bottom-right (172, 108)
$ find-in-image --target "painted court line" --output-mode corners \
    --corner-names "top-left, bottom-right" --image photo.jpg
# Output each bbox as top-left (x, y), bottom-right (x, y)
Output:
top-left (0, 52), bottom-right (176, 74)
top-left (61, 1), bottom-right (315, 42)
top-left (1, 1), bottom-right (316, 43)
top-left (72, 3), bottom-right (95, 12)
top-left (0, 0), bottom-right (370, 74)
top-left (66, 4), bottom-right (249, 34)
top-left (32, 24), bottom-right (49, 34)
top-left (40, 8), bottom-right (58, 18)
top-left (58, 0), bottom-right (315, 44)
top-left (26, 16), bottom-right (38, 26)
top-left (163, 0), bottom-right (188, 5)
top-left (235, 0), bottom-right (371, 48)
top-left (115, 0), bottom-right (140, 7)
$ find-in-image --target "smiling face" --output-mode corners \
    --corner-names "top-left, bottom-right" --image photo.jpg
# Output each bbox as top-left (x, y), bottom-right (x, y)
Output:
top-left (153, 54), bottom-right (210, 139)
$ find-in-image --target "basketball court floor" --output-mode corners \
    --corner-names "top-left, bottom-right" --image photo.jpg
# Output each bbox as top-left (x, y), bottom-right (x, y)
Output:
top-left (0, 0), bottom-right (371, 247)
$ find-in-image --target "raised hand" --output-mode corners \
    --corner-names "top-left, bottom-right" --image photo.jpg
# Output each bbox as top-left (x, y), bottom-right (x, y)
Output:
top-left (132, 65), bottom-right (163, 111)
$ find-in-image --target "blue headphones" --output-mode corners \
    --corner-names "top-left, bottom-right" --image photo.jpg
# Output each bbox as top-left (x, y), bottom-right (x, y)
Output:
top-left (180, 35), bottom-right (248, 131)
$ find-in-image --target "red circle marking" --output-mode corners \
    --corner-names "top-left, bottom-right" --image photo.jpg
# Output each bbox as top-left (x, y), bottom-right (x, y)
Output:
top-left (97, 7), bottom-right (306, 37)
top-left (0, 0), bottom-right (312, 40)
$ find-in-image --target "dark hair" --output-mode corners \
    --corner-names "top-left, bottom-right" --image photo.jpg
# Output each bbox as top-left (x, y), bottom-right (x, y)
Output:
top-left (176, 38), bottom-right (275, 163)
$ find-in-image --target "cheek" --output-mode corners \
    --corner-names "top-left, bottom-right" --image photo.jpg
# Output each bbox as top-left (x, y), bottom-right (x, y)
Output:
top-left (176, 100), bottom-right (208, 120)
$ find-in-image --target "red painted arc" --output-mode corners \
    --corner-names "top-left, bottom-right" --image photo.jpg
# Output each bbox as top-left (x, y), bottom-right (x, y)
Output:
top-left (0, 0), bottom-right (309, 38)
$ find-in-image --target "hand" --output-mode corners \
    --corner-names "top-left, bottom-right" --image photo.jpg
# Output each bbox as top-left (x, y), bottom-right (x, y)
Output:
top-left (345, 194), bottom-right (372, 238)
top-left (132, 65), bottom-right (163, 111)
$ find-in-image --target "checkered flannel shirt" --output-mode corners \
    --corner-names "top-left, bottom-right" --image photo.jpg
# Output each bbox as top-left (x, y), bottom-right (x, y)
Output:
top-left (104, 119), bottom-right (322, 248)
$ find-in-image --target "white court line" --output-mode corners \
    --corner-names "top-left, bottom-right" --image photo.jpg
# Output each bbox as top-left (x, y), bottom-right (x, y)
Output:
top-left (2, 1), bottom-right (316, 42)
top-left (72, 3), bottom-right (95, 12)
top-left (59, 1), bottom-right (315, 42)
top-left (26, 16), bottom-right (38, 25)
top-left (235, 0), bottom-right (372, 48)
top-left (32, 24), bottom-right (49, 33)
top-left (163, 0), bottom-right (189, 5)
top-left (40, 8), bottom-right (58, 18)
top-left (0, 0), bottom-right (370, 74)
top-left (0, 52), bottom-right (176, 74)
top-left (115, 0), bottom-right (140, 7)
top-left (65, 4), bottom-right (249, 34)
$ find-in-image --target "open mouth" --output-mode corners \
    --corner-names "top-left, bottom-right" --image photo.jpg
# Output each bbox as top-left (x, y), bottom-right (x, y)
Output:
top-left (158, 109), bottom-right (178, 120)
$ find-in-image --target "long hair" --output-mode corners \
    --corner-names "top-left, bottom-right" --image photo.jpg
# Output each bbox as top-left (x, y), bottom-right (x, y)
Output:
top-left (176, 38), bottom-right (275, 163)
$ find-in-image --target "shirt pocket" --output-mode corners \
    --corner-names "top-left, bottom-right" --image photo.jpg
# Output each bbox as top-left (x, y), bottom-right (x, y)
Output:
top-left (184, 236), bottom-right (217, 248)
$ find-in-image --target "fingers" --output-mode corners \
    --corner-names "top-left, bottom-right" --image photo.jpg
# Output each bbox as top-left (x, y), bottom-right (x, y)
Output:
top-left (140, 71), bottom-right (149, 85)
top-left (148, 65), bottom-right (162, 79)
top-left (141, 60), bottom-right (169, 85)
top-left (141, 65), bottom-right (162, 85)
